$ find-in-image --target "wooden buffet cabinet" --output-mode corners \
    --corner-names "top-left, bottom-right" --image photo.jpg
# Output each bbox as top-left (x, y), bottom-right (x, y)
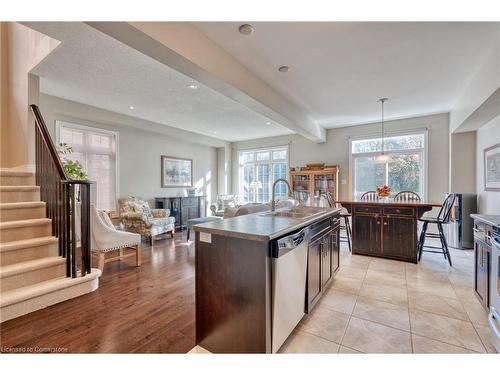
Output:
top-left (155, 196), bottom-right (205, 231)
top-left (290, 165), bottom-right (339, 207)
top-left (337, 200), bottom-right (440, 263)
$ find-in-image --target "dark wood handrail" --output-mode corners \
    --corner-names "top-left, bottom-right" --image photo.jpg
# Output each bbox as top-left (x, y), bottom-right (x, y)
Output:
top-left (30, 104), bottom-right (92, 278)
top-left (30, 104), bottom-right (67, 180)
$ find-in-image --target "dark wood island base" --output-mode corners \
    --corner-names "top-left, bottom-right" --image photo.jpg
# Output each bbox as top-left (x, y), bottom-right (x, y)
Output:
top-left (193, 208), bottom-right (340, 353)
top-left (337, 200), bottom-right (441, 263)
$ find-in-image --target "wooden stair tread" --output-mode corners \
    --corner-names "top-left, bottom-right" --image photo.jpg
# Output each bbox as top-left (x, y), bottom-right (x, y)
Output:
top-left (0, 236), bottom-right (58, 252)
top-left (0, 170), bottom-right (35, 177)
top-left (0, 256), bottom-right (65, 278)
top-left (0, 201), bottom-right (45, 210)
top-left (0, 269), bottom-right (101, 308)
top-left (0, 186), bottom-right (40, 191)
top-left (0, 218), bottom-right (51, 229)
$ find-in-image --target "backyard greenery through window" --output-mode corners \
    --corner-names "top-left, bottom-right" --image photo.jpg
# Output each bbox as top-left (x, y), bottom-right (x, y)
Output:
top-left (350, 132), bottom-right (426, 199)
top-left (238, 147), bottom-right (288, 203)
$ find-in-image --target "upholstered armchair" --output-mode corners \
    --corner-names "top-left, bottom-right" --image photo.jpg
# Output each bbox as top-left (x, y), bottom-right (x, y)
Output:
top-left (91, 205), bottom-right (141, 273)
top-left (210, 195), bottom-right (243, 216)
top-left (118, 197), bottom-right (175, 246)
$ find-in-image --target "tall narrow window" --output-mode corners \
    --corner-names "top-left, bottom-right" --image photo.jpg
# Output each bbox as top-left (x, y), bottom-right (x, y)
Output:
top-left (238, 146), bottom-right (288, 203)
top-left (350, 132), bottom-right (427, 199)
top-left (57, 121), bottom-right (118, 211)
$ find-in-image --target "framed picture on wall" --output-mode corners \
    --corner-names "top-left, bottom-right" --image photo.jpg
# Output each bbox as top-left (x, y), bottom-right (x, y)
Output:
top-left (484, 143), bottom-right (500, 191)
top-left (161, 156), bottom-right (193, 187)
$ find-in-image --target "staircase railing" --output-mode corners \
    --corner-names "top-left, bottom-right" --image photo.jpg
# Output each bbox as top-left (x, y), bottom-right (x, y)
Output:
top-left (30, 104), bottom-right (92, 278)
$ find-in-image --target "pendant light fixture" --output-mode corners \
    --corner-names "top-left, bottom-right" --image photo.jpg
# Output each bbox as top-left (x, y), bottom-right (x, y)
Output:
top-left (373, 97), bottom-right (393, 164)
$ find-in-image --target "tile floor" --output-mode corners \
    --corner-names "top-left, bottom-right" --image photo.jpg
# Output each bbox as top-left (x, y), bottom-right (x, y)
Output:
top-left (279, 241), bottom-right (497, 354)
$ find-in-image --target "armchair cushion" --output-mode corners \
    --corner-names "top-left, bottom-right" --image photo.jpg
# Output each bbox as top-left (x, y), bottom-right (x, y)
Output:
top-left (211, 195), bottom-right (243, 216)
top-left (118, 197), bottom-right (175, 238)
top-left (91, 205), bottom-right (141, 253)
top-left (152, 208), bottom-right (169, 218)
top-left (98, 210), bottom-right (115, 230)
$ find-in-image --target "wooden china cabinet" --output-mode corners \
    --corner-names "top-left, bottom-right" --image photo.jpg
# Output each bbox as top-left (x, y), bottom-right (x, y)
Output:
top-left (289, 165), bottom-right (339, 207)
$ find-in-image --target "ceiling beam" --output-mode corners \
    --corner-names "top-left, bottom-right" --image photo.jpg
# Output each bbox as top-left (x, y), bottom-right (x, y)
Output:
top-left (86, 22), bottom-right (325, 143)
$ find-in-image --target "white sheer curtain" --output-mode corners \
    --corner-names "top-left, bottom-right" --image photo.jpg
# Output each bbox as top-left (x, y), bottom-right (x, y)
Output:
top-left (58, 122), bottom-right (117, 211)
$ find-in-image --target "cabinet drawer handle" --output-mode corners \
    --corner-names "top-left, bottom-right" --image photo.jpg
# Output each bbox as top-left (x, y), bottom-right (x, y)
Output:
top-left (473, 228), bottom-right (484, 234)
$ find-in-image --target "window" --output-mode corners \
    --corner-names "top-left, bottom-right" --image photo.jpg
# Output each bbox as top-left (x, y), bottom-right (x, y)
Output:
top-left (57, 121), bottom-right (118, 211)
top-left (238, 146), bottom-right (288, 203)
top-left (350, 131), bottom-right (427, 199)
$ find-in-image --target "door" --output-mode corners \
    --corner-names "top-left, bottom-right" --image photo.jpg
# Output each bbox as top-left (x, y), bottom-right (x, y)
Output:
top-left (321, 232), bottom-right (333, 289)
top-left (382, 216), bottom-right (416, 261)
top-left (352, 214), bottom-right (381, 255)
top-left (291, 174), bottom-right (311, 206)
top-left (313, 173), bottom-right (335, 206)
top-left (169, 198), bottom-right (181, 229)
top-left (474, 240), bottom-right (490, 308)
top-left (307, 236), bottom-right (323, 312)
top-left (330, 224), bottom-right (340, 274)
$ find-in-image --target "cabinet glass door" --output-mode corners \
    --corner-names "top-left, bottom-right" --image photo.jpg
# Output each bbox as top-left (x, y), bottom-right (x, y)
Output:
top-left (313, 174), bottom-right (335, 206)
top-left (292, 174), bottom-right (311, 205)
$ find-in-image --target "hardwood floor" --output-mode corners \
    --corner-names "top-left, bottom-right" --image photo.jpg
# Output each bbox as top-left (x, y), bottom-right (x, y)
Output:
top-left (0, 233), bottom-right (195, 353)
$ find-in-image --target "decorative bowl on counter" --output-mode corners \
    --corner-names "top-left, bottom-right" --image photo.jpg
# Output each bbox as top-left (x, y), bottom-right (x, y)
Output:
top-left (376, 185), bottom-right (391, 198)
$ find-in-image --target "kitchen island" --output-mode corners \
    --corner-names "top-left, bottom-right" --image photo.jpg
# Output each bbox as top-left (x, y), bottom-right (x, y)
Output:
top-left (337, 199), bottom-right (441, 263)
top-left (193, 206), bottom-right (341, 353)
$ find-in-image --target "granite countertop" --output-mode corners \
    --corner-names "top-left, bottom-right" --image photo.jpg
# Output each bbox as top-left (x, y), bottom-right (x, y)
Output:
top-left (193, 207), bottom-right (341, 242)
top-left (470, 214), bottom-right (500, 228)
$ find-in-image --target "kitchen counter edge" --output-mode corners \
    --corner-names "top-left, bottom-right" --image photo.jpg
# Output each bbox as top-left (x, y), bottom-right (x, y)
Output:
top-left (192, 208), bottom-right (341, 242)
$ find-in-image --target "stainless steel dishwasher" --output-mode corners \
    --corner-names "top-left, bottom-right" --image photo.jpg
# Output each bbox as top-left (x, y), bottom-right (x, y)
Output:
top-left (271, 227), bottom-right (309, 353)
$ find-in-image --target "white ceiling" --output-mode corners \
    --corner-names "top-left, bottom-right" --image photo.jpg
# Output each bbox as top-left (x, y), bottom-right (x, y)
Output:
top-left (27, 22), bottom-right (293, 142)
top-left (194, 22), bottom-right (500, 128)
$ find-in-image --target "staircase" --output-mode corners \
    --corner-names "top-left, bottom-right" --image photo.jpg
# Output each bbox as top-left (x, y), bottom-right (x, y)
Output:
top-left (0, 177), bottom-right (100, 321)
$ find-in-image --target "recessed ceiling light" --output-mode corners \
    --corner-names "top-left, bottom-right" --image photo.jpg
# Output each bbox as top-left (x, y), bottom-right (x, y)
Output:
top-left (188, 84), bottom-right (198, 89)
top-left (129, 106), bottom-right (135, 110)
top-left (278, 66), bottom-right (290, 73)
top-left (238, 24), bottom-right (254, 35)
top-left (266, 121), bottom-right (271, 125)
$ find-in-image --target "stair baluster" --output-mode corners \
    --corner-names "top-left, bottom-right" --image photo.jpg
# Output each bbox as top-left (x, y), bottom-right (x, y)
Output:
top-left (30, 104), bottom-right (92, 278)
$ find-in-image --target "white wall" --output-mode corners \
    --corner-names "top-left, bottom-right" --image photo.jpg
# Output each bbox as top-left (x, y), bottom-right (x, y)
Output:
top-left (476, 115), bottom-right (500, 214)
top-left (39, 94), bottom-right (218, 213)
top-left (0, 22), bottom-right (59, 168)
top-left (450, 43), bottom-right (500, 133)
top-left (449, 131), bottom-right (476, 193)
top-left (232, 113), bottom-right (450, 203)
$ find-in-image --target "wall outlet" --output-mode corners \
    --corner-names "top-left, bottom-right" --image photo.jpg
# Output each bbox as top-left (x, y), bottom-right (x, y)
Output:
top-left (341, 179), bottom-right (347, 185)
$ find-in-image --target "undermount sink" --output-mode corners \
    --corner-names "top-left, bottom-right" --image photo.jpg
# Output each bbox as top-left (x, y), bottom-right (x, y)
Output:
top-left (260, 206), bottom-right (326, 219)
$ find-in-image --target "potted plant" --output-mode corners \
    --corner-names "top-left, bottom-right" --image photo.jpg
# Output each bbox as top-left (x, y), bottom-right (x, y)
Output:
top-left (57, 143), bottom-right (89, 181)
top-left (58, 143), bottom-right (89, 202)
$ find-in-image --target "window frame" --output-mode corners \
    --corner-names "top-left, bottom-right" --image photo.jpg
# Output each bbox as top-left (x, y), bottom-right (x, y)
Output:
top-left (348, 128), bottom-right (428, 200)
top-left (238, 145), bottom-right (290, 204)
top-left (56, 120), bottom-right (120, 212)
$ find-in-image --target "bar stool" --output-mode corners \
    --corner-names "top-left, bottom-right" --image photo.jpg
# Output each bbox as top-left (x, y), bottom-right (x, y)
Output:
top-left (325, 192), bottom-right (351, 252)
top-left (417, 193), bottom-right (456, 266)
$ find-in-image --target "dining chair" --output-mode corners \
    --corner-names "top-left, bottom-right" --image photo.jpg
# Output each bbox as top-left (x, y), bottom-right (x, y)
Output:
top-left (417, 193), bottom-right (456, 266)
top-left (394, 191), bottom-right (421, 201)
top-left (360, 191), bottom-right (378, 201)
